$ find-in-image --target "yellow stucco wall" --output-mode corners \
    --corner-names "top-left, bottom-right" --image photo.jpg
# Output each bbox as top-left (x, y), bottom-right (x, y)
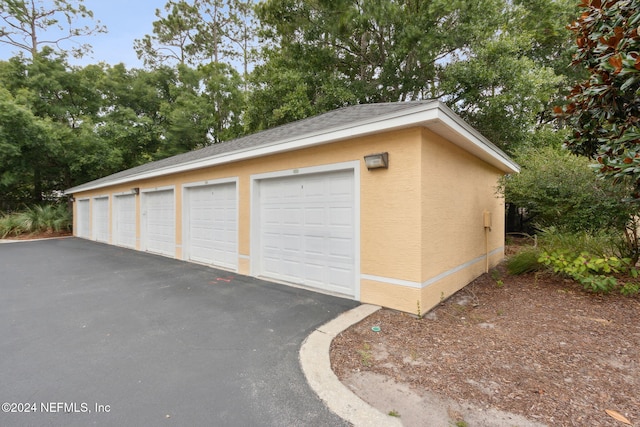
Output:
top-left (71, 126), bottom-right (507, 314)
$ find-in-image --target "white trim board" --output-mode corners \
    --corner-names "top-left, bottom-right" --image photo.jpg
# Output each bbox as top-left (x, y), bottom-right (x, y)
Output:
top-left (361, 246), bottom-right (505, 290)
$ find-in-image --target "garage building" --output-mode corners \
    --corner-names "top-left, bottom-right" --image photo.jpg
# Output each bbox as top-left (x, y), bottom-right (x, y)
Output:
top-left (65, 101), bottom-right (519, 314)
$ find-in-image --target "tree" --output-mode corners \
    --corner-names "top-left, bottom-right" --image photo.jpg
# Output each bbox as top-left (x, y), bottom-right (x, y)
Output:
top-left (249, 0), bottom-right (497, 130)
top-left (502, 137), bottom-right (634, 234)
top-left (134, 0), bottom-right (201, 67)
top-left (135, 0), bottom-right (257, 71)
top-left (0, 86), bottom-right (50, 207)
top-left (247, 0), bottom-right (575, 151)
top-left (558, 0), bottom-right (640, 198)
top-left (0, 54), bottom-right (136, 204)
top-left (0, 0), bottom-right (105, 58)
top-left (441, 34), bottom-right (563, 152)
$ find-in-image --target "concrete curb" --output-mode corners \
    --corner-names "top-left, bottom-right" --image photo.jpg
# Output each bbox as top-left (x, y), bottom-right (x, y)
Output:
top-left (0, 236), bottom-right (73, 244)
top-left (300, 304), bottom-right (403, 427)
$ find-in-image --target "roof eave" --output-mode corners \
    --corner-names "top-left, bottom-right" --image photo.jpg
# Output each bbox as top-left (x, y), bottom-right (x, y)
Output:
top-left (65, 102), bottom-right (519, 195)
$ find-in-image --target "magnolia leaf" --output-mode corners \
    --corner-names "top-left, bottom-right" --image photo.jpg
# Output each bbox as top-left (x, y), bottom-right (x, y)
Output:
top-left (605, 409), bottom-right (632, 425)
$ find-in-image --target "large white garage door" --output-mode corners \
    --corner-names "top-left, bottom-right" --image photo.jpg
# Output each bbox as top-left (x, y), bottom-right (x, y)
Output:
top-left (258, 170), bottom-right (355, 296)
top-left (113, 194), bottom-right (136, 249)
top-left (76, 199), bottom-right (90, 239)
top-left (142, 189), bottom-right (175, 257)
top-left (92, 196), bottom-right (109, 243)
top-left (185, 182), bottom-right (237, 270)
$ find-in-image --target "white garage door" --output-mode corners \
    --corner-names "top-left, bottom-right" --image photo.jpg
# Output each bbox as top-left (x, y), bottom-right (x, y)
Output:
top-left (92, 196), bottom-right (109, 243)
top-left (142, 189), bottom-right (175, 257)
top-left (258, 170), bottom-right (356, 296)
top-left (185, 182), bottom-right (237, 270)
top-left (77, 199), bottom-right (90, 239)
top-left (113, 194), bottom-right (136, 248)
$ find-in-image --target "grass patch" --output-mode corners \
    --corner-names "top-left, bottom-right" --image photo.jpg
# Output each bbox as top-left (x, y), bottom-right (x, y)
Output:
top-left (507, 247), bottom-right (542, 275)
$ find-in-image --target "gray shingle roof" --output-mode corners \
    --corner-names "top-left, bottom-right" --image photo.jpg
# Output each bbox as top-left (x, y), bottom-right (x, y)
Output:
top-left (65, 100), bottom-right (518, 194)
top-left (65, 101), bottom-right (439, 194)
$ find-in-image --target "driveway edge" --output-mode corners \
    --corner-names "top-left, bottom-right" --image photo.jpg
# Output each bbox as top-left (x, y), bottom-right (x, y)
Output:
top-left (300, 304), bottom-right (402, 427)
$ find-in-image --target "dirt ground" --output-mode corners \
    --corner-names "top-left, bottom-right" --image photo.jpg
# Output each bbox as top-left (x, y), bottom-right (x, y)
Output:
top-left (1, 230), bottom-right (72, 240)
top-left (331, 260), bottom-right (640, 427)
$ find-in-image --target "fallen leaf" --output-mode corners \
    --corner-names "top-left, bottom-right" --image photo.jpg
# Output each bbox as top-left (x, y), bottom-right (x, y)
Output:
top-left (605, 409), bottom-right (631, 425)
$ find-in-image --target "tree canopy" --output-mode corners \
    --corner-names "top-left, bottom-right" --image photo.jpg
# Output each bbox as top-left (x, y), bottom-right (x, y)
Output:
top-left (0, 0), bottom-right (586, 210)
top-left (246, 0), bottom-right (577, 154)
top-left (558, 0), bottom-right (640, 198)
top-left (0, 0), bottom-right (105, 58)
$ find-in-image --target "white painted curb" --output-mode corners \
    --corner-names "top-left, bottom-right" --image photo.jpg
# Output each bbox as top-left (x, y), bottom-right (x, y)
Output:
top-left (300, 304), bottom-right (403, 427)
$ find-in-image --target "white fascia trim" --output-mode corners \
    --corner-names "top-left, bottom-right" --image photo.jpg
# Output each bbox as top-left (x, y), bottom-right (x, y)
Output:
top-left (361, 246), bottom-right (504, 290)
top-left (433, 105), bottom-right (521, 174)
top-left (66, 102), bottom-right (518, 194)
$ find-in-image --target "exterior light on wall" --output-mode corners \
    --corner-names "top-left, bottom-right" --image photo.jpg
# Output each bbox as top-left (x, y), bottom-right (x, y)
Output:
top-left (69, 197), bottom-right (75, 202)
top-left (364, 152), bottom-right (389, 170)
top-left (131, 187), bottom-right (140, 195)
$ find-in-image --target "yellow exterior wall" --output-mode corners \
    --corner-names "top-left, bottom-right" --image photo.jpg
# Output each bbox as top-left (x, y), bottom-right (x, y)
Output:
top-left (71, 126), bottom-right (507, 314)
top-left (420, 128), bottom-right (505, 278)
top-left (421, 128), bottom-right (505, 309)
top-left (352, 128), bottom-right (506, 313)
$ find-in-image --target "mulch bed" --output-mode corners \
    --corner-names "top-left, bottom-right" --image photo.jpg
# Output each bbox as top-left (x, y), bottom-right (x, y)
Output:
top-left (2, 231), bottom-right (72, 240)
top-left (330, 264), bottom-right (640, 426)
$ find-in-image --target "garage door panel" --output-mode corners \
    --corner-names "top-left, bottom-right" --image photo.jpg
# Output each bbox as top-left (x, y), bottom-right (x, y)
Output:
top-left (328, 236), bottom-right (353, 257)
top-left (303, 178), bottom-right (325, 198)
top-left (329, 267), bottom-right (353, 288)
top-left (258, 169), bottom-right (355, 296)
top-left (304, 207), bottom-right (326, 226)
top-left (92, 197), bottom-right (109, 243)
top-left (114, 194), bottom-right (136, 248)
top-left (304, 236), bottom-right (324, 255)
top-left (281, 207), bottom-right (302, 225)
top-left (282, 233), bottom-right (301, 251)
top-left (77, 199), bottom-right (90, 239)
top-left (329, 207), bottom-right (353, 226)
top-left (144, 190), bottom-right (175, 257)
top-left (186, 183), bottom-right (237, 270)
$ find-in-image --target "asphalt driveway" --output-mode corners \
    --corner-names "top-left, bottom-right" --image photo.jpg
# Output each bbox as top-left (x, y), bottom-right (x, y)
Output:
top-left (0, 238), bottom-right (358, 426)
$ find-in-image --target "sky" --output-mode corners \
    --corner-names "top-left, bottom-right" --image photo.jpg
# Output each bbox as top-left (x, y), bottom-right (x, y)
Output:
top-left (0, 0), bottom-right (169, 68)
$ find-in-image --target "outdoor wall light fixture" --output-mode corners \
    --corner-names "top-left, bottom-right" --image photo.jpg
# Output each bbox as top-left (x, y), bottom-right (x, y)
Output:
top-left (364, 152), bottom-right (389, 170)
top-left (131, 187), bottom-right (140, 195)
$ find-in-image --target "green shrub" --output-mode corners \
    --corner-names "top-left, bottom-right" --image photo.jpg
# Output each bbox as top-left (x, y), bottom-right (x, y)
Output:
top-left (0, 212), bottom-right (24, 238)
top-left (538, 250), bottom-right (637, 294)
top-left (501, 144), bottom-right (635, 234)
top-left (22, 204), bottom-right (72, 233)
top-left (538, 227), bottom-right (628, 259)
top-left (507, 247), bottom-right (542, 275)
top-left (620, 282), bottom-right (640, 296)
top-left (0, 204), bottom-right (71, 237)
